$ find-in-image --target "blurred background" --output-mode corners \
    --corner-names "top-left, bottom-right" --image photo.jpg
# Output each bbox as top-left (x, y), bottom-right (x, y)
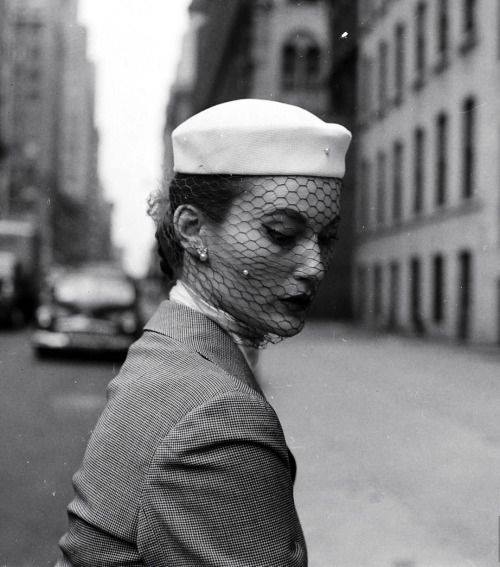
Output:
top-left (1, 0), bottom-right (500, 566)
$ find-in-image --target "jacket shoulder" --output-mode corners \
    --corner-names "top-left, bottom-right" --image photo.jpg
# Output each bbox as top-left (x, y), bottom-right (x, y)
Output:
top-left (67, 329), bottom-right (268, 539)
top-left (110, 329), bottom-right (261, 418)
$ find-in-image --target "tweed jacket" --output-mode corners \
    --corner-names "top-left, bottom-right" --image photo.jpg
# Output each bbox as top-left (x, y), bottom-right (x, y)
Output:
top-left (57, 300), bottom-right (307, 566)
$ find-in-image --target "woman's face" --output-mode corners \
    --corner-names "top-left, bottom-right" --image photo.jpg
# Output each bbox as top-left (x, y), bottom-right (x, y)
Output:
top-left (193, 176), bottom-right (341, 339)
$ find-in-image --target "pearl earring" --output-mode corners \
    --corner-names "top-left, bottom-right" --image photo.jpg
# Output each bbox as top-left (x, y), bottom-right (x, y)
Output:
top-left (198, 246), bottom-right (208, 262)
top-left (242, 269), bottom-right (249, 277)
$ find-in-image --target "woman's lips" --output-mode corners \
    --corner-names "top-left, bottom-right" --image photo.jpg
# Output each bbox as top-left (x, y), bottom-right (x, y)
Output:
top-left (280, 294), bottom-right (313, 312)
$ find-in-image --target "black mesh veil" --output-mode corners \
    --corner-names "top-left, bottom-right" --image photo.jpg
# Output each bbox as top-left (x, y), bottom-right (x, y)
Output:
top-left (148, 174), bottom-right (342, 348)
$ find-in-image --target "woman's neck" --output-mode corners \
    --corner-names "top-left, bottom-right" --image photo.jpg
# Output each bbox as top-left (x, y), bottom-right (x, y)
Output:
top-left (169, 280), bottom-right (265, 348)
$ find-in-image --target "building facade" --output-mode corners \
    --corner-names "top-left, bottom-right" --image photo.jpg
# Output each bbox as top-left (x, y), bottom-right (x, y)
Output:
top-left (0, 0), bottom-right (13, 217)
top-left (162, 0), bottom-right (355, 317)
top-left (354, 0), bottom-right (500, 343)
top-left (0, 0), bottom-right (112, 269)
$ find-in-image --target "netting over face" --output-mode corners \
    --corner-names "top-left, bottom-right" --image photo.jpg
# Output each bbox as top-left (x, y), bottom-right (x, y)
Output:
top-left (150, 175), bottom-right (342, 347)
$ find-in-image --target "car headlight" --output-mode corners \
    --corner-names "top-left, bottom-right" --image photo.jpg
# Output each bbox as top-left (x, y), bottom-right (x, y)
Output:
top-left (120, 311), bottom-right (137, 334)
top-left (36, 306), bottom-right (53, 328)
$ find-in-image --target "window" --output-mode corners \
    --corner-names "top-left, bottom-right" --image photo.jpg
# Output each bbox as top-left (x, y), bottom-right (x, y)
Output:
top-left (437, 0), bottom-right (449, 64)
top-left (378, 40), bottom-right (388, 117)
top-left (356, 265), bottom-right (367, 320)
top-left (394, 23), bottom-right (405, 104)
top-left (389, 261), bottom-right (400, 328)
top-left (306, 44), bottom-right (320, 79)
top-left (281, 32), bottom-right (321, 90)
top-left (359, 56), bottom-right (371, 120)
top-left (460, 0), bottom-right (478, 52)
top-left (463, 0), bottom-right (477, 36)
top-left (498, 0), bottom-right (500, 59)
top-left (457, 250), bottom-right (472, 340)
top-left (497, 279), bottom-right (500, 345)
top-left (414, 128), bottom-right (425, 214)
top-left (358, 159), bottom-right (371, 232)
top-left (392, 140), bottom-right (403, 222)
top-left (436, 112), bottom-right (448, 206)
top-left (282, 44), bottom-right (296, 89)
top-left (410, 256), bottom-right (424, 334)
top-left (376, 151), bottom-right (386, 225)
top-left (432, 254), bottom-right (445, 322)
top-left (415, 2), bottom-right (427, 86)
top-left (366, 56), bottom-right (375, 119)
top-left (373, 263), bottom-right (382, 319)
top-left (462, 97), bottom-right (476, 199)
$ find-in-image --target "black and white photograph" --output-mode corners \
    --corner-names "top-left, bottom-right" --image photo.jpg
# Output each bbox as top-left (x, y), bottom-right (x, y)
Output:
top-left (1, 1), bottom-right (500, 566)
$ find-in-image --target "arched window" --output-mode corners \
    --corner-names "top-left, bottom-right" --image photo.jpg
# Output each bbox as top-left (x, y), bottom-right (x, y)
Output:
top-left (281, 32), bottom-right (322, 90)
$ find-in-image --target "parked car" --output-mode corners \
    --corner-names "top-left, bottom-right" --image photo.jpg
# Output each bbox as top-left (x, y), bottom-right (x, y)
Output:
top-left (33, 267), bottom-right (141, 358)
top-left (0, 251), bottom-right (25, 327)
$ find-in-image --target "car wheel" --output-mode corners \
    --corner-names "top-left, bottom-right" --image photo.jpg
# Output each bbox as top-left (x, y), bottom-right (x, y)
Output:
top-left (34, 346), bottom-right (50, 359)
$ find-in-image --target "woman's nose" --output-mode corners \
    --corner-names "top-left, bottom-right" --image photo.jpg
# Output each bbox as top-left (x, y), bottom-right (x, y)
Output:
top-left (293, 237), bottom-right (326, 282)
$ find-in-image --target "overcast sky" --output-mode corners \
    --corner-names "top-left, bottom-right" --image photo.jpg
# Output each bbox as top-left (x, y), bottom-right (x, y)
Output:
top-left (78, 0), bottom-right (191, 276)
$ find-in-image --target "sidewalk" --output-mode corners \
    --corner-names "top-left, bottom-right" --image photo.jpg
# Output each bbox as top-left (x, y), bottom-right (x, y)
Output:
top-left (260, 321), bottom-right (500, 567)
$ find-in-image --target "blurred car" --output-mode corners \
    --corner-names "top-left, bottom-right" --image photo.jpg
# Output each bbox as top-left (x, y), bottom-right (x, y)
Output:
top-left (0, 251), bottom-right (25, 327)
top-left (33, 267), bottom-right (141, 357)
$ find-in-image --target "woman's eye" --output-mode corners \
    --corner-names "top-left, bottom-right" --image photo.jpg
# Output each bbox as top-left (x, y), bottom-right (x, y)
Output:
top-left (264, 226), bottom-right (296, 245)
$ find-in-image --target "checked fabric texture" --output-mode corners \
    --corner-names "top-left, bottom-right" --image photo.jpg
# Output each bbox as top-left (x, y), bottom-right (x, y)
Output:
top-left (56, 301), bottom-right (307, 567)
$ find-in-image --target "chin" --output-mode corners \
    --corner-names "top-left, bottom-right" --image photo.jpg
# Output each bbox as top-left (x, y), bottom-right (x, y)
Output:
top-left (264, 315), bottom-right (306, 338)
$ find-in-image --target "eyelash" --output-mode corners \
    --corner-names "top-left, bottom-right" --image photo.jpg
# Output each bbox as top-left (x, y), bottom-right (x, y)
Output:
top-left (264, 226), bottom-right (296, 245)
top-left (264, 221), bottom-right (341, 247)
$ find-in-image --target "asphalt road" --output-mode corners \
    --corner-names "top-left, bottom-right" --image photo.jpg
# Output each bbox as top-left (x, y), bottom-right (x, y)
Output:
top-left (261, 324), bottom-right (500, 567)
top-left (0, 329), bottom-right (119, 566)
top-left (1, 325), bottom-right (500, 566)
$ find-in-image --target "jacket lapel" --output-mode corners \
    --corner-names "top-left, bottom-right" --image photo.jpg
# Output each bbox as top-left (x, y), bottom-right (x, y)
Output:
top-left (144, 301), bottom-right (261, 394)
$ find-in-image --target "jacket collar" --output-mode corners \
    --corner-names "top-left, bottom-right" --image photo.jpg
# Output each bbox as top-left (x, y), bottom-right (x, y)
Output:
top-left (144, 300), bottom-right (261, 394)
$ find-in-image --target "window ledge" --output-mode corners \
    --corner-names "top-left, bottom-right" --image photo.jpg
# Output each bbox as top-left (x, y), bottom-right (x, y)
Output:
top-left (356, 198), bottom-right (483, 243)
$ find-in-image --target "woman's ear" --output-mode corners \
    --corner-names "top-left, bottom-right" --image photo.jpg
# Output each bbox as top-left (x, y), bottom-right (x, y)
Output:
top-left (173, 204), bottom-right (205, 257)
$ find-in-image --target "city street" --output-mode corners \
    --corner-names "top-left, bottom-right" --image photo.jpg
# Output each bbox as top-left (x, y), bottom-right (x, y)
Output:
top-left (1, 324), bottom-right (500, 567)
top-left (261, 325), bottom-right (500, 567)
top-left (0, 329), bottom-right (119, 567)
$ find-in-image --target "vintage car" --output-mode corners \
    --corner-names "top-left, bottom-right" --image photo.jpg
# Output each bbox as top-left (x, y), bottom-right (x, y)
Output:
top-left (33, 266), bottom-right (141, 358)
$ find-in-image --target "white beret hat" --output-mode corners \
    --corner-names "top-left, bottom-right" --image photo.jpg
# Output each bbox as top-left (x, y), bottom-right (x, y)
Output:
top-left (172, 99), bottom-right (351, 178)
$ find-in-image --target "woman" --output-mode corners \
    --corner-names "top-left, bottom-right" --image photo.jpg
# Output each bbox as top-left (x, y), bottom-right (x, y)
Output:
top-left (57, 99), bottom-right (351, 566)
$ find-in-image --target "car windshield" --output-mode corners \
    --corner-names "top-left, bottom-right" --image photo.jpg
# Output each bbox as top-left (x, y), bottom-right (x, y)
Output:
top-left (54, 274), bottom-right (135, 308)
